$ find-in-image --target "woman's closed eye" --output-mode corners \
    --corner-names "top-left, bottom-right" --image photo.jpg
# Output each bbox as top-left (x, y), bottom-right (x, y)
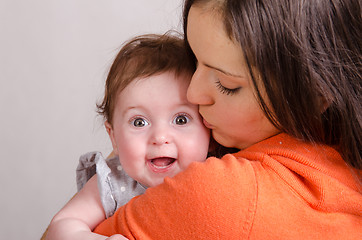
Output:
top-left (215, 80), bottom-right (241, 96)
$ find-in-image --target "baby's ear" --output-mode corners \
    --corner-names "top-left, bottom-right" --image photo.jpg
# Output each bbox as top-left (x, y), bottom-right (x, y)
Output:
top-left (105, 121), bottom-right (118, 155)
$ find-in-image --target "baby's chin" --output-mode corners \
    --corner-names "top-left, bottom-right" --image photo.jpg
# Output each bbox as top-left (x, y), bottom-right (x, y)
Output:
top-left (143, 174), bottom-right (180, 188)
top-left (136, 178), bottom-right (162, 188)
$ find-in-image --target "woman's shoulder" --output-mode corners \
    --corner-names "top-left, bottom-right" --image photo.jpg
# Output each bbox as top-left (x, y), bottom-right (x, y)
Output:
top-left (163, 154), bottom-right (259, 209)
top-left (135, 155), bottom-right (259, 238)
top-left (235, 133), bottom-right (345, 168)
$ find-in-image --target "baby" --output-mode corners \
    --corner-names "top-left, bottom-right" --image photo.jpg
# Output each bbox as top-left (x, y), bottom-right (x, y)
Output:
top-left (44, 33), bottom-right (210, 240)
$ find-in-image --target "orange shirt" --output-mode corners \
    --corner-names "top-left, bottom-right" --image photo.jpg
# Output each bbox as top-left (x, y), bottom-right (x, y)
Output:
top-left (95, 134), bottom-right (362, 239)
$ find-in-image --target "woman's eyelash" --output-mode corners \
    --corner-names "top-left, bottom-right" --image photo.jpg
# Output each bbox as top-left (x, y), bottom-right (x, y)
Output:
top-left (215, 80), bottom-right (240, 95)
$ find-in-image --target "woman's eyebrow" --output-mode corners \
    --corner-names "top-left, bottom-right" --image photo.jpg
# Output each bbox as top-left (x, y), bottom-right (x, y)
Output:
top-left (204, 63), bottom-right (245, 78)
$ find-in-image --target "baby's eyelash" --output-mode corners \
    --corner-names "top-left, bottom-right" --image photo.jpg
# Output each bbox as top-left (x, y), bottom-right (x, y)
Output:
top-left (173, 113), bottom-right (191, 125)
top-left (215, 80), bottom-right (241, 95)
top-left (175, 112), bottom-right (192, 119)
top-left (129, 116), bottom-right (149, 127)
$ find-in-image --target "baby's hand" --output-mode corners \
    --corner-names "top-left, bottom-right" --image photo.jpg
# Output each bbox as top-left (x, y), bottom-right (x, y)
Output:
top-left (106, 234), bottom-right (128, 240)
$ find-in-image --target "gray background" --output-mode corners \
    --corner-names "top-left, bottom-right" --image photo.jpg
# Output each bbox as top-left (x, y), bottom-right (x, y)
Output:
top-left (0, 0), bottom-right (183, 239)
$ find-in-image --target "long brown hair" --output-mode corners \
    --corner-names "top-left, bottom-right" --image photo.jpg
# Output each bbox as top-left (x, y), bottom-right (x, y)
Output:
top-left (183, 0), bottom-right (361, 169)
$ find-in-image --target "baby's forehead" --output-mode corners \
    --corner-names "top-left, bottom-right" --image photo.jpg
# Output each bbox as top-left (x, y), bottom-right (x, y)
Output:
top-left (133, 70), bottom-right (192, 87)
top-left (118, 71), bottom-right (191, 101)
top-left (114, 83), bottom-right (196, 119)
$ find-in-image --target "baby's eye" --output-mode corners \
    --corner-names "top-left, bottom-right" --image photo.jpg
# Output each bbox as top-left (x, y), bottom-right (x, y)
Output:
top-left (173, 114), bottom-right (190, 125)
top-left (131, 118), bottom-right (149, 127)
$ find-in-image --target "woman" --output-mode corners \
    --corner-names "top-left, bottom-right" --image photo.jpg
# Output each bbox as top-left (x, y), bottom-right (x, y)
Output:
top-left (52, 0), bottom-right (362, 239)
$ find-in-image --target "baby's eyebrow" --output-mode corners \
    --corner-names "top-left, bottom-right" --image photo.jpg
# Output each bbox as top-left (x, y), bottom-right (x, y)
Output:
top-left (122, 106), bottom-right (141, 116)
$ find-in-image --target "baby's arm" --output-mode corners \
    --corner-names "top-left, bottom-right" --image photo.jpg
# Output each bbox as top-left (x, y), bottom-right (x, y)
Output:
top-left (45, 175), bottom-right (127, 240)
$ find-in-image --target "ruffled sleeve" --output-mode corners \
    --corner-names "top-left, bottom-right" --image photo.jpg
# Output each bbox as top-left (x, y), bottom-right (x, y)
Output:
top-left (76, 151), bottom-right (146, 218)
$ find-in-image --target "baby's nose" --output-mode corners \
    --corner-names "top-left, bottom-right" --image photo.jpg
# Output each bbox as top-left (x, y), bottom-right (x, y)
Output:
top-left (150, 124), bottom-right (172, 145)
top-left (151, 135), bottom-right (170, 145)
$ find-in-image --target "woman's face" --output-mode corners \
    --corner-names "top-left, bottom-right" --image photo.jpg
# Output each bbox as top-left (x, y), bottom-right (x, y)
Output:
top-left (186, 6), bottom-right (280, 150)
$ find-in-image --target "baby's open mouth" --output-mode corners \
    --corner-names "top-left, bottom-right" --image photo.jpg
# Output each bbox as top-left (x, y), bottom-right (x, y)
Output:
top-left (150, 157), bottom-right (176, 169)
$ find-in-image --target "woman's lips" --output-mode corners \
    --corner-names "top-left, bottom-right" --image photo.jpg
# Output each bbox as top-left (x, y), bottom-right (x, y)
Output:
top-left (203, 119), bottom-right (214, 129)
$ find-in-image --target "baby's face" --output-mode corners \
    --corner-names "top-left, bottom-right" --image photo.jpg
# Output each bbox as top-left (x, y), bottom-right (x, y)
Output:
top-left (107, 71), bottom-right (210, 187)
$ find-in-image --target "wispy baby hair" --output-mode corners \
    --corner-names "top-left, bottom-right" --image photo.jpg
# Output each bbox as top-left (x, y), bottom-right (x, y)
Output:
top-left (97, 31), bottom-right (195, 125)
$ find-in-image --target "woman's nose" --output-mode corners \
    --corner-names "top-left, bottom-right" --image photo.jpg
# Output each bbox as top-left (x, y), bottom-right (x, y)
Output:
top-left (187, 66), bottom-right (214, 105)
